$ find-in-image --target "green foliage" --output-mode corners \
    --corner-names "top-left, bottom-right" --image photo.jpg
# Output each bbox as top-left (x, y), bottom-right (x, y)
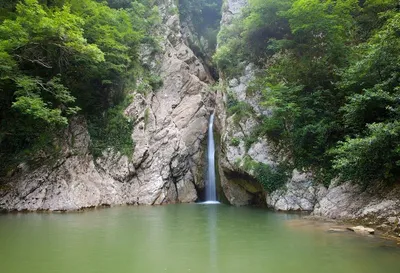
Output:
top-left (169, 6), bottom-right (179, 15)
top-left (178, 0), bottom-right (222, 61)
top-left (214, 0), bottom-right (293, 77)
top-left (254, 163), bottom-right (289, 192)
top-left (213, 21), bottom-right (246, 77)
top-left (230, 137), bottom-right (240, 147)
top-left (147, 74), bottom-right (163, 91)
top-left (243, 134), bottom-right (258, 152)
top-left (216, 0), bottom-right (400, 187)
top-left (88, 99), bottom-right (134, 159)
top-left (226, 93), bottom-right (254, 124)
top-left (144, 107), bottom-right (150, 127)
top-left (12, 96), bottom-right (67, 125)
top-left (330, 11), bottom-right (400, 186)
top-left (332, 121), bottom-right (400, 186)
top-left (0, 0), bottom-right (160, 175)
top-left (135, 70), bottom-right (163, 95)
top-left (179, 0), bottom-right (222, 38)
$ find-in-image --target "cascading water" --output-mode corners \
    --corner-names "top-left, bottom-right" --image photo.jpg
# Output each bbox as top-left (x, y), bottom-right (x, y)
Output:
top-left (205, 113), bottom-right (218, 202)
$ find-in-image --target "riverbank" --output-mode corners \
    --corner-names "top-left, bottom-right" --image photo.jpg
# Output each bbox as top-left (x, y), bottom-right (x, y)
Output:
top-left (300, 215), bottom-right (400, 244)
top-left (1, 198), bottom-right (400, 245)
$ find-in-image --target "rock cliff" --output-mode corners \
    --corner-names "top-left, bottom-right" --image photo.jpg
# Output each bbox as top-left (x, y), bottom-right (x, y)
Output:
top-left (0, 0), bottom-right (214, 211)
top-left (216, 0), bottom-right (313, 207)
top-left (216, 0), bottom-right (400, 231)
top-left (2, 0), bottom-right (400, 229)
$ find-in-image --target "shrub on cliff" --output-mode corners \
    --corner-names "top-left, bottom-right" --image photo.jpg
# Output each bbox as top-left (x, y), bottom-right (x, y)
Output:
top-left (215, 0), bottom-right (400, 187)
top-left (0, 0), bottom-right (158, 175)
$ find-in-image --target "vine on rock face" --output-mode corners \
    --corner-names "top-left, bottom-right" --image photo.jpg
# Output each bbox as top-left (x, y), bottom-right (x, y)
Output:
top-left (254, 163), bottom-right (289, 193)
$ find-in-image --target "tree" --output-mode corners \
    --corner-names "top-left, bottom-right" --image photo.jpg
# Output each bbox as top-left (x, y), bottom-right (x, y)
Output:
top-left (0, 0), bottom-right (157, 175)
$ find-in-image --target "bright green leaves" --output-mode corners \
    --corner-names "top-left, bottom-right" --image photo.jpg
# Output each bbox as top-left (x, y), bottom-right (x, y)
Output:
top-left (12, 76), bottom-right (79, 126)
top-left (65, 0), bottom-right (147, 115)
top-left (213, 41), bottom-right (244, 76)
top-left (0, 0), bottom-right (158, 173)
top-left (287, 0), bottom-right (358, 36)
top-left (0, 0), bottom-right (103, 126)
top-left (341, 88), bottom-right (395, 131)
top-left (341, 12), bottom-right (400, 91)
top-left (283, 0), bottom-right (359, 87)
top-left (12, 96), bottom-right (67, 125)
top-left (9, 0), bottom-right (104, 63)
top-left (0, 51), bottom-right (16, 76)
top-left (329, 11), bottom-right (400, 185)
top-left (0, 18), bottom-right (28, 51)
top-left (217, 0), bottom-right (399, 187)
top-left (332, 121), bottom-right (400, 185)
top-left (70, 0), bottom-right (137, 68)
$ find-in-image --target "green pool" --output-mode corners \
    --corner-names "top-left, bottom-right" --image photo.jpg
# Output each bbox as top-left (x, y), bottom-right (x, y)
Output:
top-left (1, 204), bottom-right (399, 273)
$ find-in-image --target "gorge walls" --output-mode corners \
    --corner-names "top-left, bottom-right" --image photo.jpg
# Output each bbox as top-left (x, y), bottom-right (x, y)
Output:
top-left (0, 0), bottom-right (215, 211)
top-left (1, 0), bottom-right (400, 234)
top-left (215, 0), bottom-right (400, 232)
top-left (216, 0), bottom-right (315, 208)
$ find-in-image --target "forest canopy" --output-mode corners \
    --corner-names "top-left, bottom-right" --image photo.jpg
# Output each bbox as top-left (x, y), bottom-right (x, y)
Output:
top-left (215, 0), bottom-right (400, 187)
top-left (0, 0), bottom-right (160, 175)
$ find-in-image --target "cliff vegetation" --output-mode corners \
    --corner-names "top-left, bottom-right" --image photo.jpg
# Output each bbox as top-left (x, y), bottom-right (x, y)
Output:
top-left (215, 0), bottom-right (400, 188)
top-left (0, 0), bottom-right (160, 177)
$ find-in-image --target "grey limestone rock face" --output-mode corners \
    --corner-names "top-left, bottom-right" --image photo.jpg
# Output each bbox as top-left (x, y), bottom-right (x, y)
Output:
top-left (312, 182), bottom-right (400, 221)
top-left (217, 65), bottom-right (277, 206)
top-left (216, 1), bottom-right (324, 209)
top-left (221, 0), bottom-right (248, 25)
top-left (266, 171), bottom-right (322, 211)
top-left (217, 107), bottom-right (271, 206)
top-left (227, 0), bottom-right (248, 14)
top-left (0, 118), bottom-right (129, 211)
top-left (217, 2), bottom-right (281, 207)
top-left (0, 0), bottom-right (214, 211)
top-left (215, 0), bottom-right (400, 227)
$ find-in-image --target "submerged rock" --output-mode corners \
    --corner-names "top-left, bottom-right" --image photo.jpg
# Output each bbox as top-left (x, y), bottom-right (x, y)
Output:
top-left (347, 226), bottom-right (375, 235)
top-left (328, 228), bottom-right (348, 233)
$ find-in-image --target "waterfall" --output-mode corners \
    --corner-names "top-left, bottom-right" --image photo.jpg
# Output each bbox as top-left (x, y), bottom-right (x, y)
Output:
top-left (205, 113), bottom-right (217, 202)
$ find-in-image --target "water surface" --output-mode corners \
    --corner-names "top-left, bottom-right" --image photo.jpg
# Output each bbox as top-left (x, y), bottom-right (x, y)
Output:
top-left (1, 204), bottom-right (399, 273)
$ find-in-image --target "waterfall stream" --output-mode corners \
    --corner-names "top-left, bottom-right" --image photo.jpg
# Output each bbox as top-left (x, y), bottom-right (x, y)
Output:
top-left (205, 113), bottom-right (218, 202)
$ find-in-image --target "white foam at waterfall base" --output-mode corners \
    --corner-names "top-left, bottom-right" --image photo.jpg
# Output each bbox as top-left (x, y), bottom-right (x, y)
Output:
top-left (200, 201), bottom-right (220, 205)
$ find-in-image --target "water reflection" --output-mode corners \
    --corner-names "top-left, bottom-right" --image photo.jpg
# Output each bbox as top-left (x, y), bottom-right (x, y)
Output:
top-left (207, 204), bottom-right (219, 273)
top-left (1, 205), bottom-right (400, 273)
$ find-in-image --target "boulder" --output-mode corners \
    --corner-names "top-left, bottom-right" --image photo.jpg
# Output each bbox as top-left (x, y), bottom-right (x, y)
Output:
top-left (328, 228), bottom-right (347, 233)
top-left (347, 226), bottom-right (375, 235)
